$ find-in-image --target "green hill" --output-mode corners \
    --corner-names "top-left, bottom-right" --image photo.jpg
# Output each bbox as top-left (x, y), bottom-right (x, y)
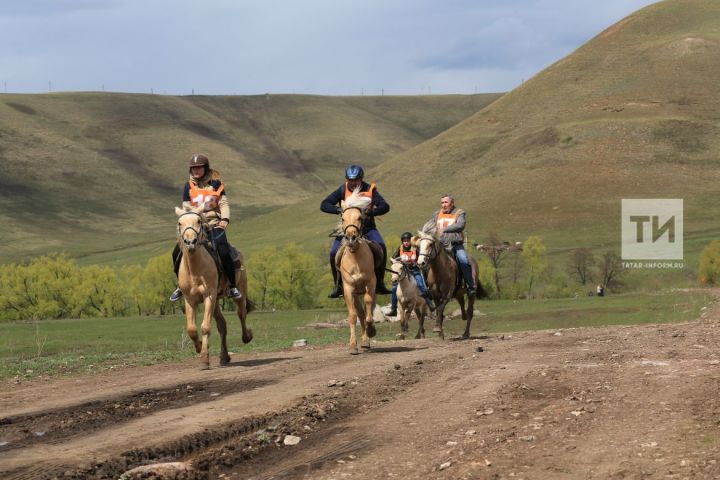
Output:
top-left (237, 0), bottom-right (720, 282)
top-left (1, 93), bottom-right (500, 263)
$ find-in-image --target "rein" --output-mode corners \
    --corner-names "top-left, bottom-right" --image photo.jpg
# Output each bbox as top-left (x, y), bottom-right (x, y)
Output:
top-left (177, 212), bottom-right (208, 246)
top-left (340, 206), bottom-right (365, 238)
top-left (417, 238), bottom-right (439, 263)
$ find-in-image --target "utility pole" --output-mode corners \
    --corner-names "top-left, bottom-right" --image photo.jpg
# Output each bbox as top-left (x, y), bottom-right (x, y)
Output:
top-left (48, 80), bottom-right (52, 92)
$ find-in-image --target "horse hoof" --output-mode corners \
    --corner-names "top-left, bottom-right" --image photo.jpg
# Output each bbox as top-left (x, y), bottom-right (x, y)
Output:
top-left (366, 323), bottom-right (376, 338)
top-left (220, 357), bottom-right (231, 366)
top-left (437, 332), bottom-right (445, 340)
top-left (199, 363), bottom-right (210, 371)
top-left (349, 347), bottom-right (360, 355)
top-left (396, 333), bottom-right (405, 340)
top-left (242, 329), bottom-right (253, 344)
top-left (361, 340), bottom-right (371, 349)
top-left (432, 326), bottom-right (442, 333)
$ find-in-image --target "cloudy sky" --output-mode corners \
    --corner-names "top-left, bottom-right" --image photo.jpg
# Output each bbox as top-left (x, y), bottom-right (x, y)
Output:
top-left (0, 0), bottom-right (658, 96)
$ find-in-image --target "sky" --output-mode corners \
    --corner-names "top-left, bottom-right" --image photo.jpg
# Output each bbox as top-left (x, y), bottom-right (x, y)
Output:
top-left (0, 0), bottom-right (658, 96)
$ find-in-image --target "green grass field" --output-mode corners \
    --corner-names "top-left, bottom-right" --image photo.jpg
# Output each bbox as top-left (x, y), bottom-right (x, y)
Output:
top-left (1, 289), bottom-right (711, 382)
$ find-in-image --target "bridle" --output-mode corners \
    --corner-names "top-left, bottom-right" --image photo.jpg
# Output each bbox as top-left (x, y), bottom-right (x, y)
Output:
top-left (341, 207), bottom-right (366, 251)
top-left (416, 237), bottom-right (438, 264)
top-left (177, 212), bottom-right (207, 248)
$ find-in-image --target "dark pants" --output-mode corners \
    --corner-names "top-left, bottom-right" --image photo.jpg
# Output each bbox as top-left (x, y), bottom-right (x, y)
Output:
top-left (173, 227), bottom-right (236, 288)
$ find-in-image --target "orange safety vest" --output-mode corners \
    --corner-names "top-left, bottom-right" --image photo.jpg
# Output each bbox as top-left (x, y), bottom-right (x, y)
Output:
top-left (344, 182), bottom-right (376, 205)
top-left (437, 211), bottom-right (464, 239)
top-left (399, 246), bottom-right (417, 264)
top-left (188, 181), bottom-right (225, 210)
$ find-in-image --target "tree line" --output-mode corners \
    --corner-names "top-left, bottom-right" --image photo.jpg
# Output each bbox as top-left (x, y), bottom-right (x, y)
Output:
top-left (0, 238), bottom-right (629, 321)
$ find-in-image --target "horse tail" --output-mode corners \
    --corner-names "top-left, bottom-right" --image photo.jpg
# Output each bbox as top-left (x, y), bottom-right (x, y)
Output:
top-left (475, 279), bottom-right (488, 299)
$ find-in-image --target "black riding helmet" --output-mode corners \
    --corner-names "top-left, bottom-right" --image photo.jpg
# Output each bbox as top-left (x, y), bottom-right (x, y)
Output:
top-left (345, 164), bottom-right (364, 180)
top-left (401, 231), bottom-right (412, 241)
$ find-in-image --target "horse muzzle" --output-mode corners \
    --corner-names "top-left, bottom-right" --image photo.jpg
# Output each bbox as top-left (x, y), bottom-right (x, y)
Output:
top-left (183, 237), bottom-right (199, 251)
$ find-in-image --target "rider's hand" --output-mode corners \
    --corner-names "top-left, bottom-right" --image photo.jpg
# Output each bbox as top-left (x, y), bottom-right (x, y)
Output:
top-left (218, 220), bottom-right (229, 230)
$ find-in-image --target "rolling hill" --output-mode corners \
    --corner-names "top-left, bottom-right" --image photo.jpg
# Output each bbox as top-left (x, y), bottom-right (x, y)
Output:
top-left (0, 93), bottom-right (500, 263)
top-left (237, 0), bottom-right (720, 283)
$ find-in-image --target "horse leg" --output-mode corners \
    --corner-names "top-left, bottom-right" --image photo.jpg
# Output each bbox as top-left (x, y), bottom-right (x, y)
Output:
top-left (415, 306), bottom-right (426, 339)
top-left (459, 294), bottom-right (467, 321)
top-left (396, 303), bottom-right (406, 340)
top-left (234, 296), bottom-right (253, 344)
top-left (344, 291), bottom-right (359, 355)
top-left (433, 300), bottom-right (447, 340)
top-left (198, 296), bottom-right (215, 370)
top-left (364, 290), bottom-right (376, 340)
top-left (358, 294), bottom-right (371, 350)
top-left (185, 301), bottom-right (201, 353)
top-left (462, 295), bottom-right (475, 339)
top-left (214, 304), bottom-right (230, 366)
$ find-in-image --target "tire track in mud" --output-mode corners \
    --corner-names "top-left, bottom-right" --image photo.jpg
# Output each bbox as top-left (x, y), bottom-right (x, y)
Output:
top-left (0, 378), bottom-right (274, 453)
top-left (15, 359), bottom-right (431, 479)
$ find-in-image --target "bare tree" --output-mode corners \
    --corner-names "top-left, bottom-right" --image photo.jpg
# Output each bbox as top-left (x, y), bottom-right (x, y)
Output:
top-left (476, 232), bottom-right (523, 295)
top-left (598, 251), bottom-right (624, 291)
top-left (568, 248), bottom-right (595, 285)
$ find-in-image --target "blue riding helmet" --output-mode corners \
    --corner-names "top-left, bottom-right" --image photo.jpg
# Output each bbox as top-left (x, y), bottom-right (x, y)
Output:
top-left (345, 164), bottom-right (364, 180)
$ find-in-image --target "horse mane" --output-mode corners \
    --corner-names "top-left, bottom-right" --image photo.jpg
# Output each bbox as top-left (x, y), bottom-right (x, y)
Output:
top-left (344, 187), bottom-right (372, 210)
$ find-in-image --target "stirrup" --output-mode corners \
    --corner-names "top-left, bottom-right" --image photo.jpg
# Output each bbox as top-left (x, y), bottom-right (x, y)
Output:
top-left (169, 288), bottom-right (183, 302)
top-left (228, 287), bottom-right (242, 299)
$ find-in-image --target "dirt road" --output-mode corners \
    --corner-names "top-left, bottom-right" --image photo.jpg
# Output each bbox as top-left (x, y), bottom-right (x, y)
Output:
top-left (2, 301), bottom-right (720, 479)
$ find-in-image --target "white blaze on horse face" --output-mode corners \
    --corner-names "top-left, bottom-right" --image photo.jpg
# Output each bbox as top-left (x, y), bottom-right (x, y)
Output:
top-left (416, 238), bottom-right (432, 267)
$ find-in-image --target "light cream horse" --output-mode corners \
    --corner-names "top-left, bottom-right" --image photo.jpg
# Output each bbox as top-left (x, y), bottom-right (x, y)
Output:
top-left (390, 259), bottom-right (428, 340)
top-left (338, 190), bottom-right (377, 354)
top-left (175, 206), bottom-right (253, 369)
top-left (415, 230), bottom-right (485, 340)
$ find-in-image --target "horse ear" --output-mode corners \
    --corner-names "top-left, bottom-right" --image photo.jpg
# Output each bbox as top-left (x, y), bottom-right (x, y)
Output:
top-left (175, 207), bottom-right (185, 216)
top-left (191, 206), bottom-right (204, 215)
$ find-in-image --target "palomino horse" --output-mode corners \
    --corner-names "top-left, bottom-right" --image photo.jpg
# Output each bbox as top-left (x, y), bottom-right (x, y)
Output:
top-left (389, 259), bottom-right (428, 340)
top-left (414, 230), bottom-right (484, 339)
top-left (337, 189), bottom-right (377, 354)
top-left (175, 206), bottom-right (253, 369)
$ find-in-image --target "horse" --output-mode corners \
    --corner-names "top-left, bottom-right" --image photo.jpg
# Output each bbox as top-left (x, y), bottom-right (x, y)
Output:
top-left (389, 259), bottom-right (428, 340)
top-left (414, 230), bottom-right (484, 339)
top-left (175, 206), bottom-right (253, 369)
top-left (337, 189), bottom-right (378, 354)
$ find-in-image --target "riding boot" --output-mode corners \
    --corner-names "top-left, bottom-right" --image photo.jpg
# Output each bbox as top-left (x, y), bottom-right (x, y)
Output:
top-left (328, 260), bottom-right (343, 298)
top-left (170, 245), bottom-right (183, 301)
top-left (375, 267), bottom-right (392, 295)
top-left (459, 262), bottom-right (476, 296)
top-left (217, 251), bottom-right (242, 299)
top-left (388, 283), bottom-right (398, 316)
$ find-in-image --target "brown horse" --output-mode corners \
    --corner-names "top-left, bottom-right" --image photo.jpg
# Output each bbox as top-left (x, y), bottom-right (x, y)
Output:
top-left (175, 206), bottom-right (253, 369)
top-left (414, 230), bottom-right (483, 339)
top-left (337, 190), bottom-right (377, 354)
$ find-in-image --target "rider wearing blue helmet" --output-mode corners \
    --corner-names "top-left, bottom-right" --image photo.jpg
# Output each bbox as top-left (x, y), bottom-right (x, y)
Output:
top-left (320, 164), bottom-right (392, 298)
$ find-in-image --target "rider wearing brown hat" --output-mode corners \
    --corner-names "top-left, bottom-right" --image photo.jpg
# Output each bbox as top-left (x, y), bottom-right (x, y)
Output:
top-left (170, 154), bottom-right (241, 301)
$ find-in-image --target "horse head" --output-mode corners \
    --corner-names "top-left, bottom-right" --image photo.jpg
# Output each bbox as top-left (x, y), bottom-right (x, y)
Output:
top-left (175, 206), bottom-right (207, 253)
top-left (340, 188), bottom-right (372, 251)
top-left (390, 259), bottom-right (407, 284)
top-left (415, 230), bottom-right (440, 268)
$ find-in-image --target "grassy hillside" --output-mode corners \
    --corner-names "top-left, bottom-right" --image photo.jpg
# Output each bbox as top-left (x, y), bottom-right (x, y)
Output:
top-left (237, 0), bottom-right (720, 286)
top-left (0, 93), bottom-right (499, 263)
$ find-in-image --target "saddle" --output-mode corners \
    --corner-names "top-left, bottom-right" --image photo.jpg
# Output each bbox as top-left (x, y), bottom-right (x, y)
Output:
top-left (444, 246), bottom-right (478, 290)
top-left (335, 239), bottom-right (384, 271)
